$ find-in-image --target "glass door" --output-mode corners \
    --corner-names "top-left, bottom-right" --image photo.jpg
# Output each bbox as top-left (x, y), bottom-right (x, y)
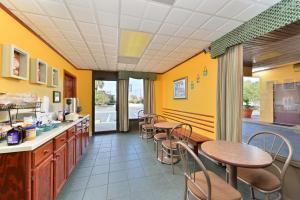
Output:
top-left (94, 80), bottom-right (117, 132)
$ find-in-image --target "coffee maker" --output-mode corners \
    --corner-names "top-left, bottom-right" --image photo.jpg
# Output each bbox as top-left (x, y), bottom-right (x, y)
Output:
top-left (64, 98), bottom-right (80, 121)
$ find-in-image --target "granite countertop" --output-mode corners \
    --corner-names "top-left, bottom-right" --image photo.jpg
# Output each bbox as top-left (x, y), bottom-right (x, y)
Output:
top-left (0, 115), bottom-right (89, 154)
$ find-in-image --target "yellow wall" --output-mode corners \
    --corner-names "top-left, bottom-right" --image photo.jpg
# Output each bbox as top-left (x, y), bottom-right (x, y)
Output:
top-left (154, 52), bottom-right (218, 139)
top-left (0, 8), bottom-right (92, 119)
top-left (253, 64), bottom-right (300, 122)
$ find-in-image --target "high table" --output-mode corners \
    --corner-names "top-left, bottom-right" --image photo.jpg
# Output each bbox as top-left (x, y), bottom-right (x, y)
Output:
top-left (201, 141), bottom-right (273, 188)
top-left (154, 122), bottom-right (180, 164)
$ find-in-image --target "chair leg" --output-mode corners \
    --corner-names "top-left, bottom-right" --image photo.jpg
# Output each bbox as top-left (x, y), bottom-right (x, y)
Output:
top-left (184, 177), bottom-right (187, 200)
top-left (161, 146), bottom-right (164, 163)
top-left (171, 148), bottom-right (174, 174)
top-left (155, 140), bottom-right (159, 159)
top-left (250, 186), bottom-right (255, 200)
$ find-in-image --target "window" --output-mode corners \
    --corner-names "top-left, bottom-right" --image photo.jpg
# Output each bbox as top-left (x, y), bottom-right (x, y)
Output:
top-left (128, 78), bottom-right (144, 119)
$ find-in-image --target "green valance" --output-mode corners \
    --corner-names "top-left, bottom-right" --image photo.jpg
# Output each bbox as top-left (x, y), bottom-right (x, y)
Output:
top-left (211, 0), bottom-right (300, 58)
top-left (118, 71), bottom-right (157, 80)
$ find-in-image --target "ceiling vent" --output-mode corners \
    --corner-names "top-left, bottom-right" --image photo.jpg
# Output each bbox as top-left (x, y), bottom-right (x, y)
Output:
top-left (151, 0), bottom-right (176, 6)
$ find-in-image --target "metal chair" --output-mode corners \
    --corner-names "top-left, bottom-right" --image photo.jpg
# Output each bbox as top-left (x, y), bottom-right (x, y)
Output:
top-left (176, 141), bottom-right (242, 200)
top-left (160, 123), bottom-right (192, 174)
top-left (138, 110), bottom-right (145, 137)
top-left (228, 131), bottom-right (293, 200)
top-left (152, 115), bottom-right (167, 158)
top-left (141, 113), bottom-right (156, 141)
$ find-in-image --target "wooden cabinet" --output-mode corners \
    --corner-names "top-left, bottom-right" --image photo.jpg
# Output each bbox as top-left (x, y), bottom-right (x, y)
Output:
top-left (32, 155), bottom-right (54, 200)
top-left (67, 136), bottom-right (75, 176)
top-left (75, 132), bottom-right (81, 164)
top-left (53, 144), bottom-right (67, 198)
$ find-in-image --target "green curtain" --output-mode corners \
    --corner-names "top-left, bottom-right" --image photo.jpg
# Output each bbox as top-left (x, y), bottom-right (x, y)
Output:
top-left (118, 71), bottom-right (156, 80)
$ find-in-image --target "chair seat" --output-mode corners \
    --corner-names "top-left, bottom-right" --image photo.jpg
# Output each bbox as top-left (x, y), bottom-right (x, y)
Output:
top-left (142, 124), bottom-right (154, 129)
top-left (237, 167), bottom-right (281, 191)
top-left (162, 139), bottom-right (178, 149)
top-left (188, 171), bottom-right (241, 200)
top-left (154, 132), bottom-right (167, 140)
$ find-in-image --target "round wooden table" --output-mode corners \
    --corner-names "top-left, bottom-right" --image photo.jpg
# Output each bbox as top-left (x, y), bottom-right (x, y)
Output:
top-left (201, 141), bottom-right (273, 188)
top-left (154, 122), bottom-right (180, 164)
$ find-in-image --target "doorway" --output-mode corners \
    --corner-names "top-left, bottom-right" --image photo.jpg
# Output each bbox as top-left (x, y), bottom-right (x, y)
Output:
top-left (94, 80), bottom-right (117, 133)
top-left (64, 71), bottom-right (76, 98)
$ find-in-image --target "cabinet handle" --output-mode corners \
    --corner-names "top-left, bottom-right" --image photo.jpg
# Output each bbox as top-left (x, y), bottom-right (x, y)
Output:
top-left (60, 138), bottom-right (65, 141)
top-left (43, 150), bottom-right (49, 155)
top-left (55, 154), bottom-right (60, 158)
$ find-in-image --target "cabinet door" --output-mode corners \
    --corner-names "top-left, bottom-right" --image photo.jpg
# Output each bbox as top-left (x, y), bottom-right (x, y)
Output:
top-left (54, 144), bottom-right (67, 198)
top-left (67, 136), bottom-right (75, 176)
top-left (32, 155), bottom-right (53, 200)
top-left (75, 134), bottom-right (81, 164)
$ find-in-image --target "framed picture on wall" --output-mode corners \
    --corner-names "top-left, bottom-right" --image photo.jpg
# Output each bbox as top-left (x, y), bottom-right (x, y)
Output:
top-left (173, 77), bottom-right (188, 99)
top-left (53, 91), bottom-right (61, 103)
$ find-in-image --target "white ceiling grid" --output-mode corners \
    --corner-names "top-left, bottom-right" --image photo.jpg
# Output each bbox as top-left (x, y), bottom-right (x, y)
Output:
top-left (1, 0), bottom-right (280, 72)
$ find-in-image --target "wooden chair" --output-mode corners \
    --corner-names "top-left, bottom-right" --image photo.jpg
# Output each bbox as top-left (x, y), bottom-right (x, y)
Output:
top-left (228, 131), bottom-right (293, 200)
top-left (177, 141), bottom-right (242, 200)
top-left (160, 123), bottom-right (192, 174)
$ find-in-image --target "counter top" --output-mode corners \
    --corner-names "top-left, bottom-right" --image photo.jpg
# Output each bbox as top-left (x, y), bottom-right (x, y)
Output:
top-left (0, 115), bottom-right (89, 154)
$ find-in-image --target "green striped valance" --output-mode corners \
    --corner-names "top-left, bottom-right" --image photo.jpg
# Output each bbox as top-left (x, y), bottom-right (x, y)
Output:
top-left (118, 71), bottom-right (157, 80)
top-left (211, 0), bottom-right (300, 58)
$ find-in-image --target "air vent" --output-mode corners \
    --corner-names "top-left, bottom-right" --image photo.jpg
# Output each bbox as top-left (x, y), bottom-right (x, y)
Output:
top-left (118, 56), bottom-right (140, 64)
top-left (151, 0), bottom-right (176, 6)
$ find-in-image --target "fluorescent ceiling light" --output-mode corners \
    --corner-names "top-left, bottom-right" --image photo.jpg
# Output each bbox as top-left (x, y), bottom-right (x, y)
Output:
top-left (119, 30), bottom-right (153, 58)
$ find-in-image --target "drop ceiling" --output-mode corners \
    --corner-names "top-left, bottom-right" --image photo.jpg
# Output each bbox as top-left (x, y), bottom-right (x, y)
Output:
top-left (1, 0), bottom-right (280, 72)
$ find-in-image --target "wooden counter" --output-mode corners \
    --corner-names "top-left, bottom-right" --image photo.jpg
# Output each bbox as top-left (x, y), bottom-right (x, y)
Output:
top-left (0, 115), bottom-right (90, 200)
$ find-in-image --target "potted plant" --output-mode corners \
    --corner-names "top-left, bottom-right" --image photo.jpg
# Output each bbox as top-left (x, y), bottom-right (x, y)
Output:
top-left (243, 98), bottom-right (254, 118)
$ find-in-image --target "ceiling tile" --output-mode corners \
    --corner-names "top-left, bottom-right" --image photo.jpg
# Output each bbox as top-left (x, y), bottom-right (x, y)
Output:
top-left (196, 0), bottom-right (230, 14)
top-left (24, 13), bottom-right (56, 29)
top-left (1, 0), bottom-right (16, 9)
top-left (165, 8), bottom-right (192, 25)
top-left (121, 0), bottom-right (147, 18)
top-left (184, 12), bottom-right (211, 28)
top-left (143, 2), bottom-right (170, 22)
top-left (189, 29), bottom-right (211, 40)
top-left (77, 22), bottom-right (98, 34)
top-left (151, 34), bottom-right (170, 44)
top-left (216, 20), bottom-right (242, 33)
top-left (174, 0), bottom-right (204, 10)
top-left (175, 26), bottom-right (195, 37)
top-left (61, 30), bottom-right (82, 40)
top-left (200, 16), bottom-right (228, 31)
top-left (69, 5), bottom-right (96, 23)
top-left (100, 26), bottom-right (118, 37)
top-left (52, 18), bottom-right (77, 32)
top-left (234, 4), bottom-right (268, 21)
top-left (98, 12), bottom-right (118, 27)
top-left (216, 0), bottom-right (252, 18)
top-left (120, 15), bottom-right (141, 30)
top-left (158, 23), bottom-right (179, 35)
top-left (9, 0), bottom-right (45, 14)
top-left (139, 20), bottom-right (161, 33)
top-left (204, 31), bottom-right (225, 41)
top-left (37, 0), bottom-right (71, 19)
top-left (65, 0), bottom-right (93, 8)
top-left (94, 0), bottom-right (119, 13)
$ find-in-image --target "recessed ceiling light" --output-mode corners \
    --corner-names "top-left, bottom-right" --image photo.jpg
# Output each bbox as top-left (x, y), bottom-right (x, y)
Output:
top-left (151, 0), bottom-right (176, 6)
top-left (119, 29), bottom-right (153, 58)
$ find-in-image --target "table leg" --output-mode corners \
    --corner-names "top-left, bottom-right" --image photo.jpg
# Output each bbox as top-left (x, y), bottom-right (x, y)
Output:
top-left (228, 165), bottom-right (237, 188)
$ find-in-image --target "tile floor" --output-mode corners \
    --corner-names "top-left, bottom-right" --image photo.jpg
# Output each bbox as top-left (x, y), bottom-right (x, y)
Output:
top-left (57, 131), bottom-right (266, 200)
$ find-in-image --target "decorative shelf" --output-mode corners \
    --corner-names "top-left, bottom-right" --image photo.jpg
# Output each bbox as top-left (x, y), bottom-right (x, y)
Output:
top-left (2, 44), bottom-right (29, 80)
top-left (48, 66), bottom-right (59, 87)
top-left (30, 58), bottom-right (48, 84)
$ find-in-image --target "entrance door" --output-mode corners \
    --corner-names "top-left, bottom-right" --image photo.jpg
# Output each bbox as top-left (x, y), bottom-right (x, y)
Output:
top-left (94, 80), bottom-right (117, 132)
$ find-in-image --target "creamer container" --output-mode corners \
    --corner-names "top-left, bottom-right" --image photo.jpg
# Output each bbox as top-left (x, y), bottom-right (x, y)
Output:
top-left (25, 124), bottom-right (36, 141)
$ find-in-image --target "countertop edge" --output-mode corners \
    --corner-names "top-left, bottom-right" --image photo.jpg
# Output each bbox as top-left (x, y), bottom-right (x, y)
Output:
top-left (0, 115), bottom-right (89, 154)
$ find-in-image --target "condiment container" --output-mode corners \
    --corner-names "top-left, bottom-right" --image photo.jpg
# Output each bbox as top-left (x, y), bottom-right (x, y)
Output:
top-left (25, 124), bottom-right (36, 141)
top-left (7, 127), bottom-right (23, 145)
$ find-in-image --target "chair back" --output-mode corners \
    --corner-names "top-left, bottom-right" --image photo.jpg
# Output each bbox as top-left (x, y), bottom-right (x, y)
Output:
top-left (247, 131), bottom-right (293, 182)
top-left (176, 141), bottom-right (212, 200)
top-left (151, 114), bottom-right (166, 124)
top-left (171, 123), bottom-right (192, 144)
top-left (137, 110), bottom-right (144, 121)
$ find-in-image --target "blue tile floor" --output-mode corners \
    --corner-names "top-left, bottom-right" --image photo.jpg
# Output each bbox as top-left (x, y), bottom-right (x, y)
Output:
top-left (57, 131), bottom-right (271, 200)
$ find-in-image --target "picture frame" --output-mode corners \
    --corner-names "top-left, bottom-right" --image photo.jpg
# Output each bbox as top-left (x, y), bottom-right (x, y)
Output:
top-left (53, 91), bottom-right (61, 103)
top-left (173, 77), bottom-right (188, 99)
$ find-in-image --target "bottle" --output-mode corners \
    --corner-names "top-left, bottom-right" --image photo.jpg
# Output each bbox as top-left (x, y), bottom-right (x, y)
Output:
top-left (7, 127), bottom-right (22, 145)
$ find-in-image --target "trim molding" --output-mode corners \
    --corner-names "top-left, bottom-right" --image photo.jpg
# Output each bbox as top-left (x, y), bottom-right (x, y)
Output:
top-left (163, 108), bottom-right (214, 118)
top-left (0, 3), bottom-right (86, 71)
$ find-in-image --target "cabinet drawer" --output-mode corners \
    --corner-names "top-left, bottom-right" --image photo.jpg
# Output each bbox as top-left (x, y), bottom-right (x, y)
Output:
top-left (67, 127), bottom-right (75, 139)
top-left (54, 132), bottom-right (67, 150)
top-left (32, 140), bottom-right (53, 167)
